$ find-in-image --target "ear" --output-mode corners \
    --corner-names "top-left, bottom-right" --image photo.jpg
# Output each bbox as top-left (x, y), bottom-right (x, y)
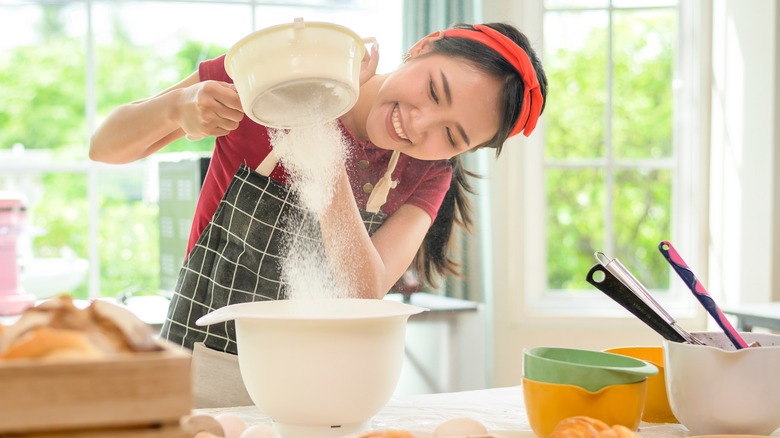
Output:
top-left (407, 30), bottom-right (444, 59)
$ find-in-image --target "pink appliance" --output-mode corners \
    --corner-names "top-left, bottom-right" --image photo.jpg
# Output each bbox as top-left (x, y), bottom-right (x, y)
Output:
top-left (0, 191), bottom-right (35, 315)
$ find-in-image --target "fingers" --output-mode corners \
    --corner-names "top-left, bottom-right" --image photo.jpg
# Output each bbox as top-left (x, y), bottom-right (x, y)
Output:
top-left (182, 81), bottom-right (245, 139)
top-left (213, 82), bottom-right (244, 114)
top-left (213, 103), bottom-right (244, 125)
top-left (367, 43), bottom-right (380, 70)
top-left (360, 42), bottom-right (379, 86)
top-left (208, 82), bottom-right (244, 121)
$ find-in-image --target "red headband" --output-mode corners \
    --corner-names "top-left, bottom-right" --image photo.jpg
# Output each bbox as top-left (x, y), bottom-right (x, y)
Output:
top-left (440, 25), bottom-right (543, 137)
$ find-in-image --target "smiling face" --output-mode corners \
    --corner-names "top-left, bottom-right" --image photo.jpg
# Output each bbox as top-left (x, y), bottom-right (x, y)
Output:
top-left (363, 53), bottom-right (503, 161)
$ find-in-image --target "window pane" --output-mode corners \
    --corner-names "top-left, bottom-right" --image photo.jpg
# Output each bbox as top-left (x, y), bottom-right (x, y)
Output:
top-left (93, 1), bottom-right (253, 155)
top-left (93, 2), bottom-right (251, 52)
top-left (545, 0), bottom-right (608, 9)
top-left (613, 8), bottom-right (676, 159)
top-left (0, 3), bottom-right (87, 156)
top-left (613, 0), bottom-right (677, 8)
top-left (0, 4), bottom-right (93, 299)
top-left (96, 168), bottom-right (159, 297)
top-left (546, 168), bottom-right (606, 289)
top-left (613, 168), bottom-right (671, 289)
top-left (542, 3), bottom-right (679, 296)
top-left (27, 172), bottom-right (90, 299)
top-left (544, 10), bottom-right (608, 159)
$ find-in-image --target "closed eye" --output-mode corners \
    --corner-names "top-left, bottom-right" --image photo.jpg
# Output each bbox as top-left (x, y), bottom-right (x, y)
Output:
top-left (431, 75), bottom-right (458, 147)
top-left (446, 128), bottom-right (456, 147)
top-left (429, 77), bottom-right (439, 104)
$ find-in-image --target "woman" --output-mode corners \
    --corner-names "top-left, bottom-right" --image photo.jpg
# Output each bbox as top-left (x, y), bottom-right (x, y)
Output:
top-left (90, 22), bottom-right (547, 407)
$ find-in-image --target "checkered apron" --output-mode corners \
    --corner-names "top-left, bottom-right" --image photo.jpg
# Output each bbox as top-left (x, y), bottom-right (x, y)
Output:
top-left (160, 162), bottom-right (387, 355)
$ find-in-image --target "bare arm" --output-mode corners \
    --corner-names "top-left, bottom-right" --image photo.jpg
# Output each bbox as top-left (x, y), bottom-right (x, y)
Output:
top-left (89, 71), bottom-right (244, 164)
top-left (320, 168), bottom-right (432, 299)
top-left (318, 40), bottom-right (418, 298)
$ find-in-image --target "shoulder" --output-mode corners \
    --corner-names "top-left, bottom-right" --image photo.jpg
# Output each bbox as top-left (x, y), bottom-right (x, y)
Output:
top-left (400, 154), bottom-right (452, 182)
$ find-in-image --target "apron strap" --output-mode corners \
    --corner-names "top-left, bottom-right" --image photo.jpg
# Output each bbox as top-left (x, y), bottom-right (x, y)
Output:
top-left (255, 149), bottom-right (279, 176)
top-left (366, 150), bottom-right (400, 213)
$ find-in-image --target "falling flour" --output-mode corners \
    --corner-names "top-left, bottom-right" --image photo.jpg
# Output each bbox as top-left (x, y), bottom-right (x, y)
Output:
top-left (270, 121), bottom-right (347, 215)
top-left (269, 120), bottom-right (354, 301)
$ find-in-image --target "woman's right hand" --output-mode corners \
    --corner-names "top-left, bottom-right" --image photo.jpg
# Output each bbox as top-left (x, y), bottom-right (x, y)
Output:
top-left (359, 39), bottom-right (379, 86)
top-left (176, 80), bottom-right (245, 141)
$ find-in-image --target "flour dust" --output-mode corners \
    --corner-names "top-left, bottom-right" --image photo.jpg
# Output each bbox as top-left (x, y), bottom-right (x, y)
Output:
top-left (268, 120), bottom-right (354, 301)
top-left (270, 121), bottom-right (347, 215)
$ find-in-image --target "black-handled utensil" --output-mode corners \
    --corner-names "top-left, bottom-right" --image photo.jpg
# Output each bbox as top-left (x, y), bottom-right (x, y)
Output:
top-left (595, 252), bottom-right (704, 345)
top-left (587, 263), bottom-right (687, 343)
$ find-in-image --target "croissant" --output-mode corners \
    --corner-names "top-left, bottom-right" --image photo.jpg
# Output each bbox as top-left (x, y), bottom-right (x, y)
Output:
top-left (359, 431), bottom-right (415, 438)
top-left (548, 416), bottom-right (638, 438)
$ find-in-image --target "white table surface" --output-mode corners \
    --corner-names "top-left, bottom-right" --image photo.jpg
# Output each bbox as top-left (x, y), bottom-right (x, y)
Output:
top-left (194, 385), bottom-right (733, 438)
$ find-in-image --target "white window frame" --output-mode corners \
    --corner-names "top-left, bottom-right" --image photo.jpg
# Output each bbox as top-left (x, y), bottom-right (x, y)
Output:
top-left (510, 1), bottom-right (712, 320)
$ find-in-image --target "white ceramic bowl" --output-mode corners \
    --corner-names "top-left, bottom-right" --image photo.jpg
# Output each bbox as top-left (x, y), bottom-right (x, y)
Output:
top-left (20, 257), bottom-right (89, 299)
top-left (663, 331), bottom-right (780, 435)
top-left (197, 298), bottom-right (426, 438)
top-left (225, 18), bottom-right (370, 129)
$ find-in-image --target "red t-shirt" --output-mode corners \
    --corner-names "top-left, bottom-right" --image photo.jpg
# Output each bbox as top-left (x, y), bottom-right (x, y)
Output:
top-left (186, 55), bottom-right (453, 256)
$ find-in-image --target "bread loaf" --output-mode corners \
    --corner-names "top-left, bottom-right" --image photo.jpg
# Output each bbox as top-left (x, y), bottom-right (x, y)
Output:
top-left (0, 295), bottom-right (160, 361)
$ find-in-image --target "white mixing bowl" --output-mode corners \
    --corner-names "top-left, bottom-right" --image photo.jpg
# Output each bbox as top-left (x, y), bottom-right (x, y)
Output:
top-left (197, 298), bottom-right (426, 438)
top-left (225, 18), bottom-right (371, 129)
top-left (663, 331), bottom-right (780, 435)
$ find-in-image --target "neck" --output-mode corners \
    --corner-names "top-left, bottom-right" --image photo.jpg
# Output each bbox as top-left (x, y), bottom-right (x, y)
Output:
top-left (340, 74), bottom-right (385, 141)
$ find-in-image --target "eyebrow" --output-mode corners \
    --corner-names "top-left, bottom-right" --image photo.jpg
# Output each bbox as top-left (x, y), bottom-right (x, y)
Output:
top-left (440, 70), bottom-right (471, 147)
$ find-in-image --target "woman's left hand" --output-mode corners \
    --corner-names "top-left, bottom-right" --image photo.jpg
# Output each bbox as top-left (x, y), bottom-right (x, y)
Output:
top-left (360, 40), bottom-right (379, 86)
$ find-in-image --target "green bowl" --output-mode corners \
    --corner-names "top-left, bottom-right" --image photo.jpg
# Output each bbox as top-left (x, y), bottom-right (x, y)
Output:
top-left (523, 346), bottom-right (658, 392)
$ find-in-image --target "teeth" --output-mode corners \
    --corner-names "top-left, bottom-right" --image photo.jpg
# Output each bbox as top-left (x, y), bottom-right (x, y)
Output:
top-left (392, 105), bottom-right (408, 140)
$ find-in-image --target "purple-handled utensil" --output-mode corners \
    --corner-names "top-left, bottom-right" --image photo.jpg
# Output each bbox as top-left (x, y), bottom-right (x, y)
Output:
top-left (658, 240), bottom-right (750, 350)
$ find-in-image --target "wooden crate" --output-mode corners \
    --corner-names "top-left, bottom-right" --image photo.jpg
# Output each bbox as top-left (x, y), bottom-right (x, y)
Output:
top-left (0, 340), bottom-right (192, 435)
top-left (1, 423), bottom-right (189, 437)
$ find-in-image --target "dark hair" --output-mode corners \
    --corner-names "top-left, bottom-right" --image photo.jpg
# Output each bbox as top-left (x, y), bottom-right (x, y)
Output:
top-left (412, 22), bottom-right (548, 288)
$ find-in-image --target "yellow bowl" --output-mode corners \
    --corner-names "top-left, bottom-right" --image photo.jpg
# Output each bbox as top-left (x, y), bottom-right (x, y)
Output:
top-left (604, 346), bottom-right (678, 423)
top-left (522, 377), bottom-right (647, 437)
